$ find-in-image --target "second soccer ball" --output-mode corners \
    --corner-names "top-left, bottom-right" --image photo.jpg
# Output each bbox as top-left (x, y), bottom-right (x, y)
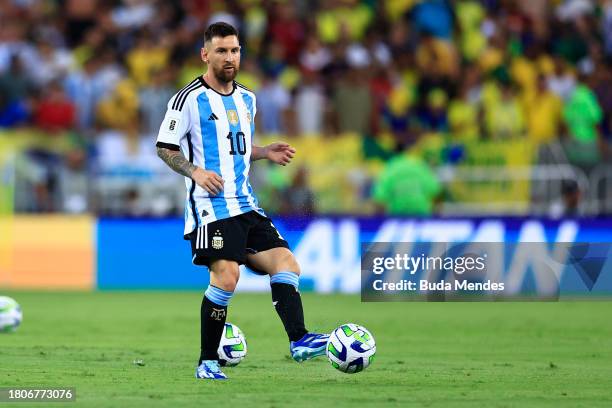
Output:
top-left (218, 322), bottom-right (247, 366)
top-left (326, 323), bottom-right (376, 373)
top-left (0, 296), bottom-right (22, 333)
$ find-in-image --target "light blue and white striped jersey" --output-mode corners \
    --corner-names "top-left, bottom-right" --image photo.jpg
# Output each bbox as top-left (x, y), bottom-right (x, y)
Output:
top-left (156, 76), bottom-right (264, 237)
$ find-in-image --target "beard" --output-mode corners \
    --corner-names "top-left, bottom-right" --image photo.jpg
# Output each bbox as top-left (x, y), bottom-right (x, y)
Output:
top-left (212, 64), bottom-right (238, 83)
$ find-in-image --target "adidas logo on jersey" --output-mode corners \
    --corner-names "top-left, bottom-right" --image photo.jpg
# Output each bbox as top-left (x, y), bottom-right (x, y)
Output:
top-left (208, 113), bottom-right (219, 121)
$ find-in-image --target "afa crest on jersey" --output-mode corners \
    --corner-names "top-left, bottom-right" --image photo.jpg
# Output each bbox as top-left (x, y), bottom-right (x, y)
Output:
top-left (227, 110), bottom-right (239, 126)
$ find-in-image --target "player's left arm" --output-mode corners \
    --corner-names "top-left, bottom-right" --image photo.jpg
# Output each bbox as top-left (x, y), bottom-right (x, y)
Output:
top-left (251, 142), bottom-right (296, 166)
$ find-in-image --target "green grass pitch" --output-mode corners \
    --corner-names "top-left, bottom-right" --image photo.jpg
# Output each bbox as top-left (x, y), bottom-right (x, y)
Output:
top-left (1, 292), bottom-right (611, 407)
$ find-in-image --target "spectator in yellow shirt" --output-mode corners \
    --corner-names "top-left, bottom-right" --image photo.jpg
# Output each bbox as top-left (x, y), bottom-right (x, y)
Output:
top-left (126, 31), bottom-right (170, 87)
top-left (96, 79), bottom-right (139, 130)
top-left (416, 32), bottom-right (459, 80)
top-left (448, 80), bottom-right (480, 142)
top-left (524, 75), bottom-right (562, 144)
top-left (484, 82), bottom-right (525, 139)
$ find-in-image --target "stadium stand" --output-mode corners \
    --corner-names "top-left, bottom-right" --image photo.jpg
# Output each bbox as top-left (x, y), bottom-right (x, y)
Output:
top-left (1, 0), bottom-right (611, 216)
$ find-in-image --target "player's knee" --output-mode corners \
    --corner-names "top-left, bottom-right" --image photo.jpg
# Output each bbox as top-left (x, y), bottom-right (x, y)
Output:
top-left (276, 252), bottom-right (300, 276)
top-left (210, 260), bottom-right (240, 292)
top-left (221, 276), bottom-right (239, 292)
top-left (221, 268), bottom-right (240, 292)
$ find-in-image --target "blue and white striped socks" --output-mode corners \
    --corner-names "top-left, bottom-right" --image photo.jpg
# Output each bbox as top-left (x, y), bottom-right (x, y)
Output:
top-left (270, 271), bottom-right (299, 289)
top-left (204, 285), bottom-right (233, 306)
top-left (200, 285), bottom-right (234, 362)
top-left (270, 271), bottom-right (307, 342)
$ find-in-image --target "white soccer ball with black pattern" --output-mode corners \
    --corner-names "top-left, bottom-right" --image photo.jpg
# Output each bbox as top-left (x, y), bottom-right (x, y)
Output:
top-left (217, 322), bottom-right (247, 367)
top-left (0, 296), bottom-right (22, 333)
top-left (326, 323), bottom-right (376, 373)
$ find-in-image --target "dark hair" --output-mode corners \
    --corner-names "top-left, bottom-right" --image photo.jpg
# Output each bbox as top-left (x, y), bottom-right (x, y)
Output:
top-left (204, 22), bottom-right (238, 43)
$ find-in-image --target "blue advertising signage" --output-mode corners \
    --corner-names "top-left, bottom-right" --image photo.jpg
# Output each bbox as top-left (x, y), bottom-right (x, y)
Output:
top-left (97, 217), bottom-right (612, 293)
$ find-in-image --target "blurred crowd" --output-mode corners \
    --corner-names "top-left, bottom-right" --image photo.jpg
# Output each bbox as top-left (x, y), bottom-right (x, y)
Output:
top-left (1, 0), bottom-right (611, 216)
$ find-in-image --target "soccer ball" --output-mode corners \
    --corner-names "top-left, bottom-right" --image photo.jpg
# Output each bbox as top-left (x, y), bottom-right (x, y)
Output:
top-left (326, 323), bottom-right (376, 373)
top-left (217, 322), bottom-right (247, 366)
top-left (0, 296), bottom-right (22, 333)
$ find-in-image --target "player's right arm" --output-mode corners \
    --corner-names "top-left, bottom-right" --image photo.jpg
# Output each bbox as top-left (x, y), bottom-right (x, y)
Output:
top-left (156, 148), bottom-right (224, 195)
top-left (156, 96), bottom-right (224, 195)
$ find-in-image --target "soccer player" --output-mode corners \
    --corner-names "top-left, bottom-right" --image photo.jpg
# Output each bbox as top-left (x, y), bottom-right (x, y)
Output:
top-left (155, 22), bottom-right (329, 380)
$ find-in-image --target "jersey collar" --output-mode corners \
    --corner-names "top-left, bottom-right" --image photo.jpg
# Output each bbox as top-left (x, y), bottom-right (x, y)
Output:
top-left (198, 76), bottom-right (237, 97)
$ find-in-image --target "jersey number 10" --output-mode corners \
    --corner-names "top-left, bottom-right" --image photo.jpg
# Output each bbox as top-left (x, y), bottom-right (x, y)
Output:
top-left (227, 131), bottom-right (247, 155)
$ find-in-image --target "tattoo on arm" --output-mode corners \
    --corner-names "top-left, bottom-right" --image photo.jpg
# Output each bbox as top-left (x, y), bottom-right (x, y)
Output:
top-left (157, 147), bottom-right (197, 178)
